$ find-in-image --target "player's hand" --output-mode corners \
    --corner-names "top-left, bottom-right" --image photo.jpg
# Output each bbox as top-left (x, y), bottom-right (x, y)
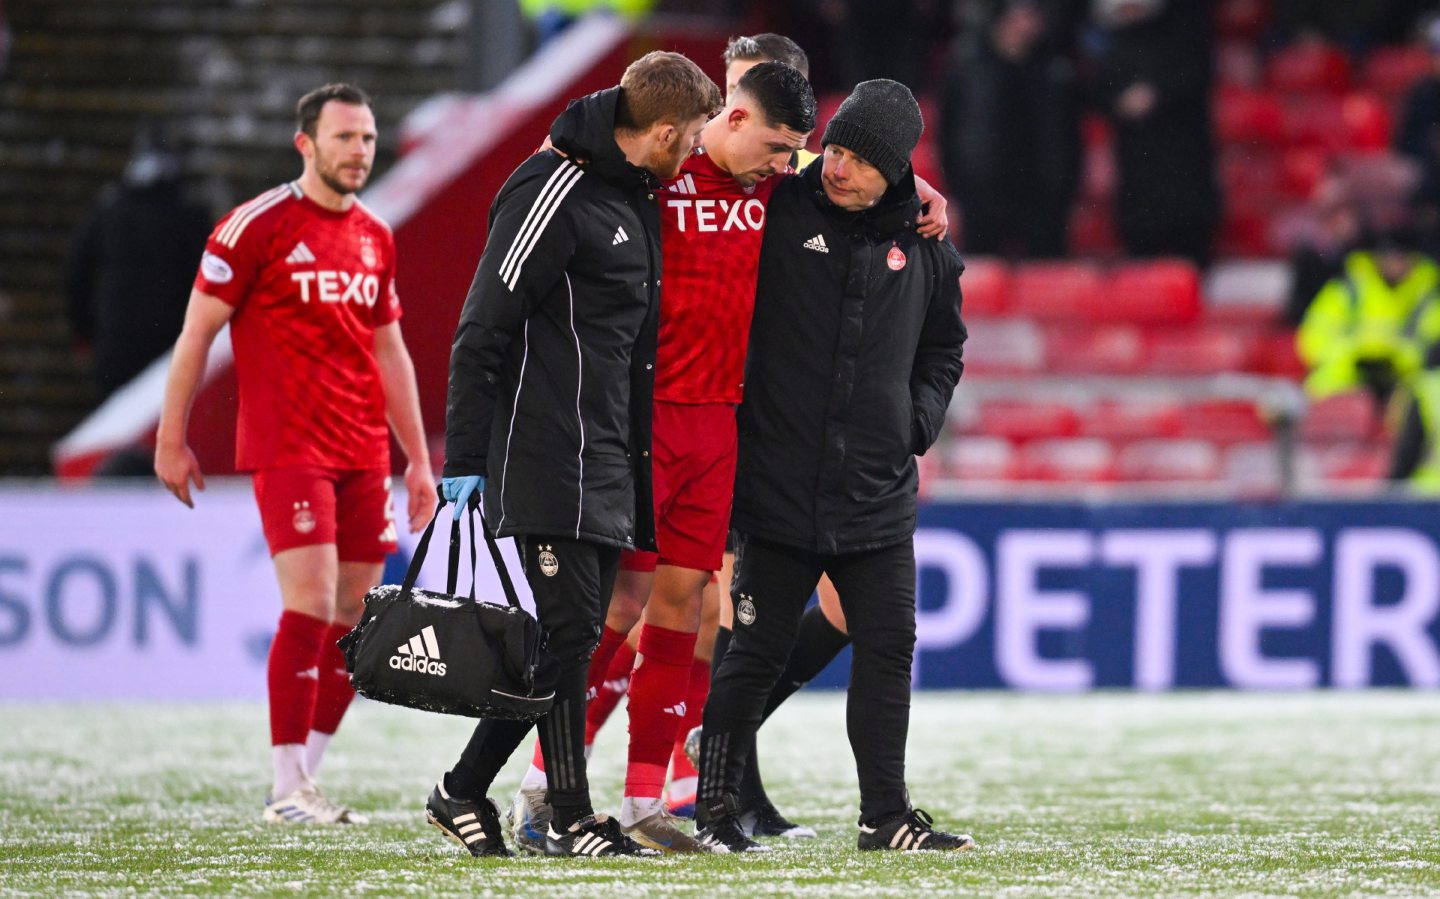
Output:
top-left (915, 191), bottom-right (949, 240)
top-left (403, 462), bottom-right (438, 533)
top-left (441, 475), bottom-right (484, 520)
top-left (154, 442), bottom-right (205, 508)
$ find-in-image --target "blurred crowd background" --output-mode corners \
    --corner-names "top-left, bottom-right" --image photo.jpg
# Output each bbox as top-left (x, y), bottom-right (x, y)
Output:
top-left (7, 0), bottom-right (1440, 498)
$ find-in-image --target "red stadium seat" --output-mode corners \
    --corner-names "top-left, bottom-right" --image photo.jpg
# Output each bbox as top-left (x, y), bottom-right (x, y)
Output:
top-left (1143, 328), bottom-right (1257, 375)
top-left (1013, 438), bottom-right (1116, 482)
top-left (959, 257), bottom-right (1011, 316)
top-left (1077, 399), bottom-right (1184, 441)
top-left (1068, 203), bottom-right (1123, 257)
top-left (1115, 439), bottom-right (1223, 482)
top-left (1361, 45), bottom-right (1432, 99)
top-left (1220, 148), bottom-right (1285, 203)
top-left (1283, 92), bottom-right (1392, 153)
top-left (1214, 87), bottom-right (1286, 145)
top-left (1044, 324), bottom-right (1145, 374)
top-left (1251, 330), bottom-right (1308, 378)
top-left (1299, 393), bottom-right (1380, 442)
top-left (944, 436), bottom-right (1015, 481)
top-left (1266, 40), bottom-right (1353, 94)
top-left (1010, 262), bottom-right (1106, 322)
top-left (1177, 399), bottom-right (1272, 443)
top-left (977, 400), bottom-right (1080, 442)
top-left (1316, 441), bottom-right (1391, 481)
top-left (961, 319), bottom-right (1045, 376)
top-left (1279, 146), bottom-right (1329, 198)
top-left (1104, 260), bottom-right (1203, 324)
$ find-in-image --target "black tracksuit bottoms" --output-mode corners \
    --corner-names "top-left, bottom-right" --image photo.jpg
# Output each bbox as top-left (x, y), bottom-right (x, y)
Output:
top-left (699, 532), bottom-right (917, 824)
top-left (446, 536), bottom-right (618, 823)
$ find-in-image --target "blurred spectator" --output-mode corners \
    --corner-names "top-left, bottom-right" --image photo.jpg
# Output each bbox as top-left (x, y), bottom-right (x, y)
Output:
top-left (1296, 225), bottom-right (1440, 416)
top-left (1397, 16), bottom-right (1440, 254)
top-left (1284, 176), bottom-right (1364, 327)
top-left (814, 0), bottom-right (946, 90)
top-left (941, 0), bottom-right (1085, 258)
top-left (520, 0), bottom-right (655, 44)
top-left (1388, 339), bottom-right (1440, 488)
top-left (65, 129), bottom-right (212, 402)
top-left (1091, 0), bottom-right (1220, 265)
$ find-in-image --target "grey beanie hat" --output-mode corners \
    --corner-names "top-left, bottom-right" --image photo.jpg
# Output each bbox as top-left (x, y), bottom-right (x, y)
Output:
top-left (821, 79), bottom-right (923, 186)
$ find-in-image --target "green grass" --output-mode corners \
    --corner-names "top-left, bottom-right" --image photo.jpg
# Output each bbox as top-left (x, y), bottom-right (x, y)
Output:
top-left (3, 692), bottom-right (1439, 896)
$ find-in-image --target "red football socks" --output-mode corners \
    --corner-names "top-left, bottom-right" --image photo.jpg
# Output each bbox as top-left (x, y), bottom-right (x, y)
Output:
top-left (624, 624), bottom-right (697, 798)
top-left (267, 610), bottom-right (328, 746)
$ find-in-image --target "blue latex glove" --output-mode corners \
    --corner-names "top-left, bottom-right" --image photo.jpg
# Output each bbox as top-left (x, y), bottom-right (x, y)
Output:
top-left (441, 475), bottom-right (484, 520)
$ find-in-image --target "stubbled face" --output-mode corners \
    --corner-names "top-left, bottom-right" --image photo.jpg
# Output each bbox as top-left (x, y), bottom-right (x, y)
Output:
top-left (719, 107), bottom-right (808, 187)
top-left (821, 143), bottom-right (889, 211)
top-left (647, 115), bottom-right (708, 181)
top-left (303, 100), bottom-right (376, 195)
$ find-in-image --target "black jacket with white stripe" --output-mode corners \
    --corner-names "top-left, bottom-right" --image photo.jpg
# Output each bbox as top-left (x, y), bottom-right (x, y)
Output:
top-left (445, 87), bottom-right (659, 552)
top-left (732, 159), bottom-right (966, 555)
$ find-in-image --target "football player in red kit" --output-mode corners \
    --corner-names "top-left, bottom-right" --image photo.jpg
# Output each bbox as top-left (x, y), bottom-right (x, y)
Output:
top-left (155, 83), bottom-right (436, 824)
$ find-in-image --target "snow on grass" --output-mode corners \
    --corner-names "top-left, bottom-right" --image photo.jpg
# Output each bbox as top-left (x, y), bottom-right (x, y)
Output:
top-left (2, 691), bottom-right (1439, 896)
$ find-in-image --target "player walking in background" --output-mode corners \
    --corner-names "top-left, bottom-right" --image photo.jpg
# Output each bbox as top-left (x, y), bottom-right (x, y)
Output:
top-left (432, 51), bottom-right (721, 859)
top-left (155, 83), bottom-right (436, 824)
top-left (696, 80), bottom-right (971, 853)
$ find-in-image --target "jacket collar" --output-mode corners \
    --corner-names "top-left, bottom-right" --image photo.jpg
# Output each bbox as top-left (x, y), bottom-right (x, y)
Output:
top-left (550, 87), bottom-right (662, 192)
top-left (802, 156), bottom-right (921, 239)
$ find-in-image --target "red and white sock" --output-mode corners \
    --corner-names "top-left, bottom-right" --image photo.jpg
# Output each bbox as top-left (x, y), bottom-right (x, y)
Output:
top-left (305, 622), bottom-right (356, 778)
top-left (267, 610), bottom-right (327, 797)
top-left (622, 623), bottom-right (697, 818)
top-left (666, 655), bottom-right (709, 803)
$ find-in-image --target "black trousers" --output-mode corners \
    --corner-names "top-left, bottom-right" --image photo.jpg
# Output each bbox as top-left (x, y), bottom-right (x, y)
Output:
top-left (699, 533), bottom-right (916, 824)
top-left (447, 536), bottom-right (618, 820)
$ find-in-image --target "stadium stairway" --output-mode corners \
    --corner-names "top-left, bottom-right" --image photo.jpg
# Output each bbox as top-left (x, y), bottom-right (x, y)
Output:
top-left (0, 0), bottom-right (471, 475)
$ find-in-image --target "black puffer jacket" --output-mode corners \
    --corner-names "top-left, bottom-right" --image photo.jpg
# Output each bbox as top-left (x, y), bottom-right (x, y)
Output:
top-left (732, 160), bottom-right (966, 555)
top-left (445, 87), bottom-right (659, 551)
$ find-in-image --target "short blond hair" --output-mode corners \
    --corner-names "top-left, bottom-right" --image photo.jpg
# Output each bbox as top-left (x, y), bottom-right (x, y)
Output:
top-left (617, 51), bottom-right (722, 133)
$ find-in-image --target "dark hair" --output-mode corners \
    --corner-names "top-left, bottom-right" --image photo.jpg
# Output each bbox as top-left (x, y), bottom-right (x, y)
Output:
top-left (723, 33), bottom-right (810, 78)
top-left (617, 51), bottom-right (722, 132)
top-left (296, 83), bottom-right (371, 138)
top-left (735, 61), bottom-right (816, 134)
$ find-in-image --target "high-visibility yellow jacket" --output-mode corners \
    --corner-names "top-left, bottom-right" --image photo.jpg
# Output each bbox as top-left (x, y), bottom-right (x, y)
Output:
top-left (520, 0), bottom-right (653, 20)
top-left (1403, 369), bottom-right (1440, 490)
top-left (1296, 251), bottom-right (1440, 398)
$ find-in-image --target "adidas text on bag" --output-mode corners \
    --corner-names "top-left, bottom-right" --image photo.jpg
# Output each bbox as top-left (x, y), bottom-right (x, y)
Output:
top-left (390, 625), bottom-right (447, 676)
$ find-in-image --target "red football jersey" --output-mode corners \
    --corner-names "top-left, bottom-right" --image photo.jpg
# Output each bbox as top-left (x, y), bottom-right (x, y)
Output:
top-left (193, 182), bottom-right (401, 471)
top-left (656, 151), bottom-right (784, 404)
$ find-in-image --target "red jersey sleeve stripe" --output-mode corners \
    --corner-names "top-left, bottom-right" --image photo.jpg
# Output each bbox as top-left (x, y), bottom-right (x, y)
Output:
top-left (216, 184), bottom-right (295, 248)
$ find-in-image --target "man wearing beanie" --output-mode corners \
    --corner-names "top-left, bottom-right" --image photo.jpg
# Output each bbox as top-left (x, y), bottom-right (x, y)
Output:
top-left (695, 79), bottom-right (972, 853)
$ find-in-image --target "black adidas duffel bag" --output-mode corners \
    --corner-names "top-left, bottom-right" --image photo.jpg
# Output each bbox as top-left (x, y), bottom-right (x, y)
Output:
top-left (339, 498), bottom-right (553, 721)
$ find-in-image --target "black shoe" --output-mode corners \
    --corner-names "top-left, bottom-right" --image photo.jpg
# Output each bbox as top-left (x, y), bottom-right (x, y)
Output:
top-left (545, 813), bottom-right (659, 857)
top-left (857, 807), bottom-right (975, 852)
top-left (425, 782), bottom-right (512, 857)
top-left (696, 794), bottom-right (770, 854)
top-left (740, 796), bottom-right (817, 839)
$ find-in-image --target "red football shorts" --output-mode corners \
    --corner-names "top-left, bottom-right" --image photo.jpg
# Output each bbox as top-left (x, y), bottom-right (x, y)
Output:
top-left (252, 466), bottom-right (398, 562)
top-left (621, 401), bottom-right (737, 573)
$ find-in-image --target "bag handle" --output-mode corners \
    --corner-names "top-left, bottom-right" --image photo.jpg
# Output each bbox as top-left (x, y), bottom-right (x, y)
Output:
top-left (400, 496), bottom-right (524, 612)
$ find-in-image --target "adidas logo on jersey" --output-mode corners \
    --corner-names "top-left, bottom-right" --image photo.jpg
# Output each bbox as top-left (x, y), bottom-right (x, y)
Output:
top-left (663, 701), bottom-right (687, 717)
top-left (390, 625), bottom-right (447, 676)
top-left (803, 234), bottom-right (829, 253)
top-left (612, 226), bottom-right (629, 246)
top-left (286, 241), bottom-right (317, 264)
